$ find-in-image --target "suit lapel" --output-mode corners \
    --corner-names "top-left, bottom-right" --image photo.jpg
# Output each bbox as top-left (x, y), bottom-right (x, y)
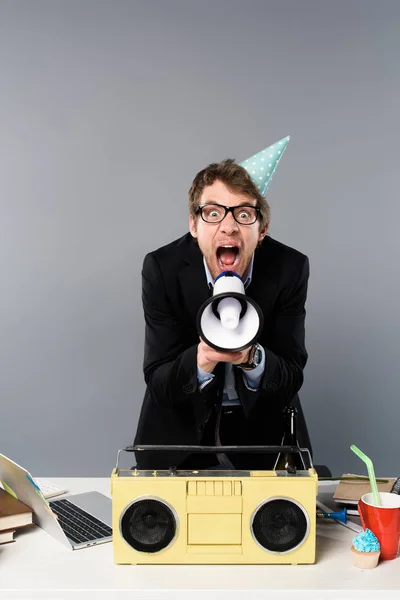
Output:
top-left (237, 239), bottom-right (280, 416)
top-left (178, 239), bottom-right (211, 324)
top-left (246, 238), bottom-right (279, 315)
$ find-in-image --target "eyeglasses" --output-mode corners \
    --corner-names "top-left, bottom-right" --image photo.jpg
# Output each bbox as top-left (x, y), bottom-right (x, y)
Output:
top-left (196, 204), bottom-right (260, 225)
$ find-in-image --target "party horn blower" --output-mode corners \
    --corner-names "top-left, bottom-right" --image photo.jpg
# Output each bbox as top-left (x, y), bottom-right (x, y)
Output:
top-left (316, 508), bottom-right (347, 524)
top-left (350, 444), bottom-right (381, 506)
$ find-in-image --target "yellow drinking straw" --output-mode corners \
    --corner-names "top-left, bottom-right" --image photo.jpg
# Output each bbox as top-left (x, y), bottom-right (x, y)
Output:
top-left (350, 444), bottom-right (381, 506)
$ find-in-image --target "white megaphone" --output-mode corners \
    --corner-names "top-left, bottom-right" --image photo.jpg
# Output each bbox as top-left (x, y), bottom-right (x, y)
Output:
top-left (197, 271), bottom-right (263, 352)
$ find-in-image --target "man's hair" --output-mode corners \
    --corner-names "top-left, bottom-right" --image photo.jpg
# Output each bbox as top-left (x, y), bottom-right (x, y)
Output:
top-left (188, 158), bottom-right (270, 231)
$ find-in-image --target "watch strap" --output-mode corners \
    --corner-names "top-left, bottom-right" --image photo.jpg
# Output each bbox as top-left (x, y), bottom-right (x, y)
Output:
top-left (239, 344), bottom-right (258, 370)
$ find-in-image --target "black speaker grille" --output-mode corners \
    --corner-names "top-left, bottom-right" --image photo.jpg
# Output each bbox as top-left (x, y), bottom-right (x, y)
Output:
top-left (121, 498), bottom-right (176, 553)
top-left (252, 499), bottom-right (308, 553)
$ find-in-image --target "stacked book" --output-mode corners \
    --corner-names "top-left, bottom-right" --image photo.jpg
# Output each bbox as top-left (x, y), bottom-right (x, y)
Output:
top-left (0, 488), bottom-right (33, 545)
top-left (333, 474), bottom-right (397, 515)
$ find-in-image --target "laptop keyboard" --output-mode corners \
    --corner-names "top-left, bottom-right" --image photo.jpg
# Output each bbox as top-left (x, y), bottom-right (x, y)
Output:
top-left (49, 498), bottom-right (112, 545)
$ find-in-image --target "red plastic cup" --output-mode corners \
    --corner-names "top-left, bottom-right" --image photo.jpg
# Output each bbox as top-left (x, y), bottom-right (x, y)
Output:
top-left (358, 492), bottom-right (400, 560)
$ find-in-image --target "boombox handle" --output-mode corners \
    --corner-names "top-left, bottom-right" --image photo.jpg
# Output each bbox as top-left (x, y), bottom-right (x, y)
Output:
top-left (115, 444), bottom-right (313, 474)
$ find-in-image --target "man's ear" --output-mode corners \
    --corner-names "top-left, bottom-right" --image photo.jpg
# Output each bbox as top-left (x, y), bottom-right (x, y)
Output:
top-left (258, 224), bottom-right (268, 242)
top-left (189, 215), bottom-right (197, 238)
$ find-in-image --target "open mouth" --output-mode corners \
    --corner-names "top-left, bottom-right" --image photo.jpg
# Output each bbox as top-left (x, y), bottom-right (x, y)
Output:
top-left (216, 245), bottom-right (240, 269)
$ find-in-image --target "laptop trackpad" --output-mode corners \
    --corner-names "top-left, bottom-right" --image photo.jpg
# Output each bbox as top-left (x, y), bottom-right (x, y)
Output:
top-left (65, 491), bottom-right (112, 527)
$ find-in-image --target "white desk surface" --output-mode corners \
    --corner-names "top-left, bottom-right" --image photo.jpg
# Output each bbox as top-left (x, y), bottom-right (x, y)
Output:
top-left (1, 478), bottom-right (399, 600)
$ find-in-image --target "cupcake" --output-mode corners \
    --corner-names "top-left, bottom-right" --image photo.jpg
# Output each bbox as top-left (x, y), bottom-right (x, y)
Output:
top-left (351, 528), bottom-right (381, 569)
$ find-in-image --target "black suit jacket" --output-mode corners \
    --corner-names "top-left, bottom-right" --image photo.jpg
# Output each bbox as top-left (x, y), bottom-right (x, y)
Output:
top-left (134, 233), bottom-right (311, 469)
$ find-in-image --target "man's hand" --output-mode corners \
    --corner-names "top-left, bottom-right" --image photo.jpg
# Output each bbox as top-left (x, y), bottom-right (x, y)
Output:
top-left (197, 338), bottom-right (252, 373)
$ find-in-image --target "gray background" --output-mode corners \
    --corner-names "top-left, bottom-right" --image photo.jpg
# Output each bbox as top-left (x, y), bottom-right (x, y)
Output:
top-left (1, 0), bottom-right (399, 477)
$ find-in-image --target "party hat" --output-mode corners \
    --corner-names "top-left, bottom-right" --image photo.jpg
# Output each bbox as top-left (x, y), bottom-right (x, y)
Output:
top-left (239, 135), bottom-right (290, 196)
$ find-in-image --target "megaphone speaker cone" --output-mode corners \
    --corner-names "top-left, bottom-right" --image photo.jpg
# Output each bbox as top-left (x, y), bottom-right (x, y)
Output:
top-left (197, 291), bottom-right (264, 353)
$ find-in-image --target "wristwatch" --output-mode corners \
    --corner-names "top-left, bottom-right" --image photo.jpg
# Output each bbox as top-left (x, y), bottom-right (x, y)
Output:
top-left (239, 343), bottom-right (263, 370)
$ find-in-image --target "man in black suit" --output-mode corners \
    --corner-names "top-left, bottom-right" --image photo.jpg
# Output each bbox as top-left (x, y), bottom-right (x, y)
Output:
top-left (134, 139), bottom-right (312, 470)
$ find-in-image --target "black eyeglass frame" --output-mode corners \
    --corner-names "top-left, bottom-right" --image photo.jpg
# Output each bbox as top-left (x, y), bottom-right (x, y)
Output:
top-left (196, 204), bottom-right (260, 225)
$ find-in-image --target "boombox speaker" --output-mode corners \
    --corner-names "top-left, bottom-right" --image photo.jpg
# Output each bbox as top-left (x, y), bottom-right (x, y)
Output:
top-left (111, 445), bottom-right (318, 565)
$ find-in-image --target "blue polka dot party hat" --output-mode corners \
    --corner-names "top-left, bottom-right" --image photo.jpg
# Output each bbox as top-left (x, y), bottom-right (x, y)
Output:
top-left (239, 135), bottom-right (290, 196)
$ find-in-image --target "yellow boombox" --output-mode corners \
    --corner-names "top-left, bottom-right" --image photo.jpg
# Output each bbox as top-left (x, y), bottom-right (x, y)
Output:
top-left (111, 444), bottom-right (318, 565)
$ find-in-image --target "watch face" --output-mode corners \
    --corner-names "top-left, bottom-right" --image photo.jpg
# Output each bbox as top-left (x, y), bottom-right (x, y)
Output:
top-left (253, 345), bottom-right (262, 367)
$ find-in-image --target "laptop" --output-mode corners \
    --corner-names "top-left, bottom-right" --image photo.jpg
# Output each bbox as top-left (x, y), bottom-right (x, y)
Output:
top-left (0, 453), bottom-right (112, 550)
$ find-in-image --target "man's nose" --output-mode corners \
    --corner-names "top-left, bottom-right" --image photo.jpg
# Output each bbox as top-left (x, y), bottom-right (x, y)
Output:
top-left (220, 211), bottom-right (239, 234)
